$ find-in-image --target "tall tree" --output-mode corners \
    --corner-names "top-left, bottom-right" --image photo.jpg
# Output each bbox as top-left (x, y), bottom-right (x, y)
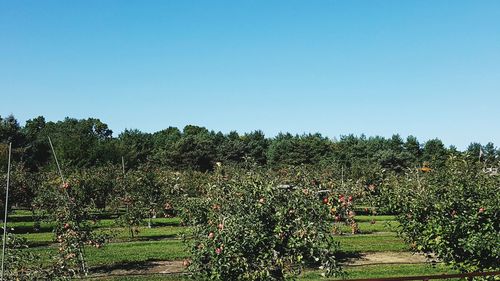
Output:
top-left (422, 139), bottom-right (448, 168)
top-left (119, 129), bottom-right (153, 168)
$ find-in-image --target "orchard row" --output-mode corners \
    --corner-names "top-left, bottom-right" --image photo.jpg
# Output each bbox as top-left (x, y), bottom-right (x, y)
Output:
top-left (2, 155), bottom-right (499, 280)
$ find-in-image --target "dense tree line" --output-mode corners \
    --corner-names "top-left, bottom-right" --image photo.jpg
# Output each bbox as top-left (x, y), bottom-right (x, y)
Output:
top-left (1, 114), bottom-right (498, 174)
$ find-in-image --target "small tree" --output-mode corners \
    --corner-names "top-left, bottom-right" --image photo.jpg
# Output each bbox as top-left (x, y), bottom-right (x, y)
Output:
top-left (181, 166), bottom-right (342, 280)
top-left (1, 233), bottom-right (62, 280)
top-left (34, 175), bottom-right (110, 277)
top-left (384, 156), bottom-right (500, 272)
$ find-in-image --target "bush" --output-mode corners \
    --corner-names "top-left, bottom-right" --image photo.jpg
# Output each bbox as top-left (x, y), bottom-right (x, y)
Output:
top-left (1, 233), bottom-right (62, 280)
top-left (34, 174), bottom-right (110, 277)
top-left (383, 156), bottom-right (500, 272)
top-left (181, 166), bottom-right (342, 280)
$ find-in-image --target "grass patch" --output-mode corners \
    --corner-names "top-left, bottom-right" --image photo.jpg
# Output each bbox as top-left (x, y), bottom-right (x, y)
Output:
top-left (28, 240), bottom-right (188, 267)
top-left (87, 264), bottom-right (458, 280)
top-left (337, 221), bottom-right (399, 234)
top-left (334, 233), bottom-right (408, 252)
top-left (19, 225), bottom-right (190, 246)
top-left (8, 217), bottom-right (181, 234)
top-left (301, 263), bottom-right (458, 280)
top-left (355, 215), bottom-right (395, 222)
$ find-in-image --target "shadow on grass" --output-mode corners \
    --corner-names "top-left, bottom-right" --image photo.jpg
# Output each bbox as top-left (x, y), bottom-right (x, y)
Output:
top-left (335, 251), bottom-right (363, 264)
top-left (91, 260), bottom-right (157, 274)
top-left (151, 221), bottom-right (181, 227)
top-left (10, 225), bottom-right (53, 234)
top-left (301, 251), bottom-right (363, 268)
top-left (112, 234), bottom-right (181, 243)
top-left (26, 241), bottom-right (53, 247)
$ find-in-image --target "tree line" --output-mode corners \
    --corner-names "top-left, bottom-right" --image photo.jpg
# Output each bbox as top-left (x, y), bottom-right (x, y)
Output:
top-left (1, 114), bottom-right (498, 174)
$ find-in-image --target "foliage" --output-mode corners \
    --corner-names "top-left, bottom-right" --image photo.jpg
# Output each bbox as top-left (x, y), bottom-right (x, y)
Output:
top-left (382, 156), bottom-right (500, 272)
top-left (181, 166), bottom-right (343, 281)
top-left (34, 175), bottom-right (111, 277)
top-left (1, 233), bottom-right (62, 280)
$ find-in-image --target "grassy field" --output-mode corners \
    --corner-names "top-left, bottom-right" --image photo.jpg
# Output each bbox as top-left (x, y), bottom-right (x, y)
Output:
top-left (6, 210), bottom-right (457, 280)
top-left (89, 264), bottom-right (458, 281)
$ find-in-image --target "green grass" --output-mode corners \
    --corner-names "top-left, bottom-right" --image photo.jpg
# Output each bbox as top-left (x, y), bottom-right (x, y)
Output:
top-left (29, 240), bottom-right (189, 267)
top-left (11, 209), bottom-right (445, 279)
top-left (88, 264), bottom-right (458, 281)
top-left (334, 233), bottom-right (408, 252)
top-left (89, 275), bottom-right (185, 281)
top-left (8, 217), bottom-right (181, 233)
top-left (354, 215), bottom-right (396, 222)
top-left (19, 225), bottom-right (190, 246)
top-left (301, 264), bottom-right (458, 280)
top-left (337, 221), bottom-right (399, 234)
top-left (26, 232), bottom-right (406, 269)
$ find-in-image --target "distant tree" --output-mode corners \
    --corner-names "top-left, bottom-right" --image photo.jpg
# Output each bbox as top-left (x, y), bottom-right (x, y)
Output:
top-left (242, 130), bottom-right (268, 165)
top-left (267, 133), bottom-right (332, 166)
top-left (0, 115), bottom-right (26, 168)
top-left (483, 142), bottom-right (497, 166)
top-left (170, 125), bottom-right (216, 171)
top-left (152, 126), bottom-right (182, 167)
top-left (119, 129), bottom-right (153, 168)
top-left (403, 135), bottom-right (422, 165)
top-left (42, 117), bottom-right (115, 167)
top-left (372, 134), bottom-right (414, 172)
top-left (0, 114), bottom-right (25, 146)
top-left (217, 131), bottom-right (246, 164)
top-left (22, 116), bottom-right (51, 170)
top-left (466, 142), bottom-right (483, 161)
top-left (422, 139), bottom-right (448, 168)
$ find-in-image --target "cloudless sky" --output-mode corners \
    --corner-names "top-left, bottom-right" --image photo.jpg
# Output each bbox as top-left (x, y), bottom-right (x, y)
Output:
top-left (1, 0), bottom-right (499, 149)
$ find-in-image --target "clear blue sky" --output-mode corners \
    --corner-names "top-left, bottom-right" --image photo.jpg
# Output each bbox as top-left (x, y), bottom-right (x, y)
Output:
top-left (1, 0), bottom-right (499, 149)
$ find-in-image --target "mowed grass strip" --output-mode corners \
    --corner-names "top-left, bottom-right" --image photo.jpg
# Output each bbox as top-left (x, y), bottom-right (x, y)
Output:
top-left (87, 264), bottom-right (458, 281)
top-left (26, 232), bottom-right (406, 269)
top-left (8, 217), bottom-right (181, 234)
top-left (19, 225), bottom-right (190, 246)
top-left (355, 215), bottom-right (395, 222)
top-left (301, 264), bottom-right (458, 280)
top-left (19, 221), bottom-right (395, 246)
top-left (17, 210), bottom-right (408, 275)
top-left (28, 240), bottom-right (189, 267)
top-left (334, 233), bottom-right (408, 252)
top-left (337, 221), bottom-right (399, 234)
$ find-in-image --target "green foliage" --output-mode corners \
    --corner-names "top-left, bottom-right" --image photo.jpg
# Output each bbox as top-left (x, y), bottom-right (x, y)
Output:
top-left (382, 157), bottom-right (500, 272)
top-left (267, 133), bottom-right (332, 167)
top-left (1, 233), bottom-right (63, 280)
top-left (4, 113), bottom-right (493, 174)
top-left (119, 129), bottom-right (154, 168)
top-left (181, 166), bottom-right (343, 281)
top-left (34, 175), bottom-right (111, 278)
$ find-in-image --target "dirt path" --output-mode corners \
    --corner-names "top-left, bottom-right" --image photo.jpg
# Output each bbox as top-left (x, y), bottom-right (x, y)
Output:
top-left (90, 251), bottom-right (432, 277)
top-left (91, 260), bottom-right (185, 277)
top-left (345, 251), bottom-right (430, 266)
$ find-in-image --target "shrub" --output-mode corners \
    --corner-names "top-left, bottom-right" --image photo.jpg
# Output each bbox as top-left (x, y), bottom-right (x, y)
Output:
top-left (181, 167), bottom-right (342, 280)
top-left (383, 156), bottom-right (500, 272)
